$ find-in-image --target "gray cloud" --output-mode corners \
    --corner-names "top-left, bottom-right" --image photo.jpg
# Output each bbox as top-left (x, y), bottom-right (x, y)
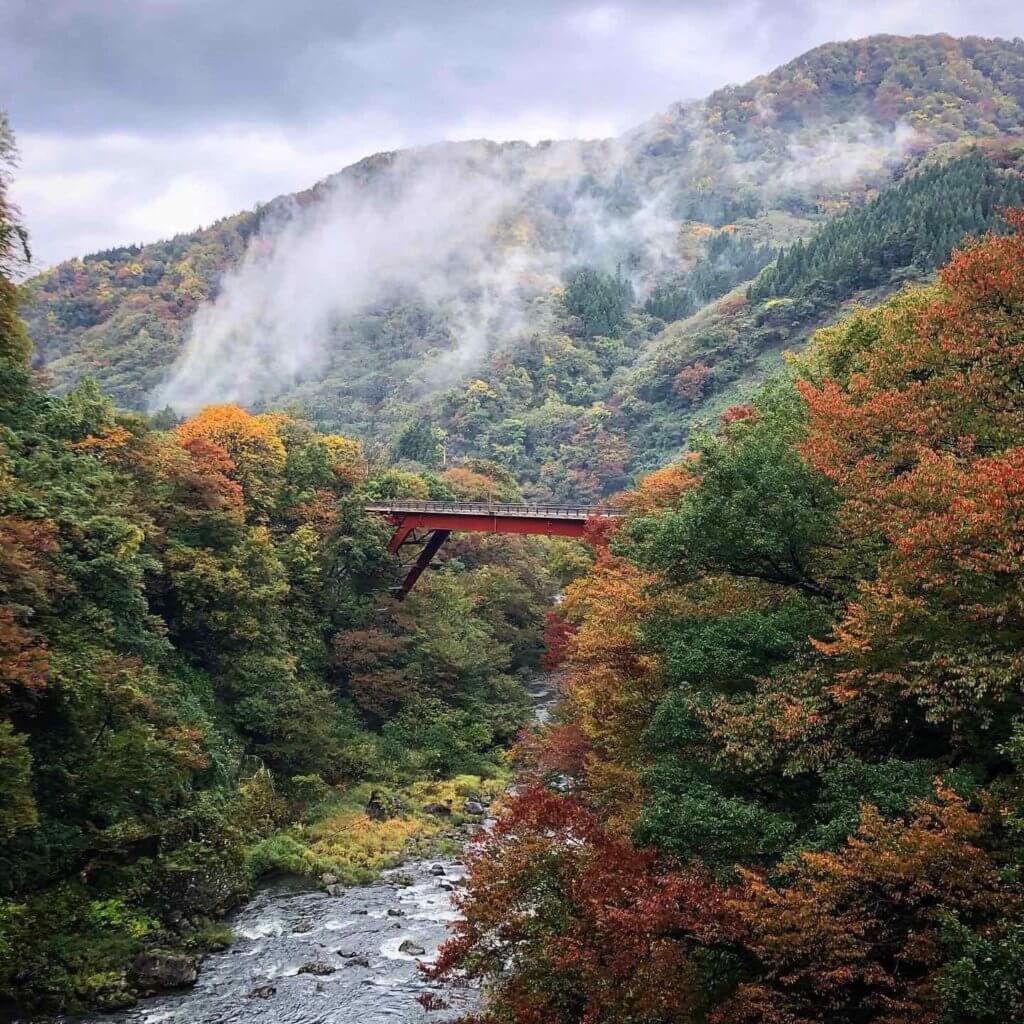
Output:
top-left (4, 1), bottom-right (1022, 265)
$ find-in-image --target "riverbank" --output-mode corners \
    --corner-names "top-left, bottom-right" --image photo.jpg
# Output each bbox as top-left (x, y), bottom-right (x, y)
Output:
top-left (2, 774), bottom-right (505, 1021)
top-left (246, 775), bottom-right (508, 887)
top-left (61, 856), bottom-right (481, 1023)
top-left (36, 676), bottom-right (558, 1023)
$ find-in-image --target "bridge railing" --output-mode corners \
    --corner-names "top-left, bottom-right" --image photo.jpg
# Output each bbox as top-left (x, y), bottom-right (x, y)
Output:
top-left (365, 500), bottom-right (624, 519)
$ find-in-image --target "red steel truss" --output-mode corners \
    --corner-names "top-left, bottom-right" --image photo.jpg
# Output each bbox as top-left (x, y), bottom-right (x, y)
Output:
top-left (366, 500), bottom-right (623, 599)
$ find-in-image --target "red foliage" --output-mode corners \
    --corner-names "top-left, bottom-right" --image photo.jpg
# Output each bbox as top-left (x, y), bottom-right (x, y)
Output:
top-left (513, 722), bottom-right (590, 782)
top-left (0, 606), bottom-right (48, 693)
top-left (430, 786), bottom-right (743, 1024)
top-left (673, 361), bottom-right (711, 401)
top-left (721, 403), bottom-right (757, 425)
top-left (178, 436), bottom-right (244, 511)
top-left (540, 610), bottom-right (574, 669)
top-left (332, 623), bottom-right (416, 717)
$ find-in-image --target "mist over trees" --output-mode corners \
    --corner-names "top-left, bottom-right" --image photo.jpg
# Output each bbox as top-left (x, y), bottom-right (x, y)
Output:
top-left (6, 31), bottom-right (1024, 1020)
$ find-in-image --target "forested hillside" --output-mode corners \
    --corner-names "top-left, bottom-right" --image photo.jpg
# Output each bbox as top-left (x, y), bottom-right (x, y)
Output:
top-left (0, 115), bottom-right (555, 1014)
top-left (433, 212), bottom-right (1024, 1024)
top-left (20, 35), bottom-right (1024, 498)
top-left (7, 32), bottom-right (1024, 1020)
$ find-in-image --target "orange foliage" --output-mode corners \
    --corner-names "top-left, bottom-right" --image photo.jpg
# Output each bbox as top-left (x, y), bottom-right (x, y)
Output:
top-left (621, 459), bottom-right (698, 515)
top-left (440, 466), bottom-right (500, 500)
top-left (721, 789), bottom-right (1010, 1024)
top-left (797, 214), bottom-right (1024, 728)
top-left (176, 404), bottom-right (286, 509)
top-left (557, 538), bottom-right (668, 823)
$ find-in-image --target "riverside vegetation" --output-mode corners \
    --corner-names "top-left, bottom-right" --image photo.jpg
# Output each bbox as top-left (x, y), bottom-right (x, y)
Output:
top-left (0, 116), bottom-right (553, 1014)
top-left (5, 30), bottom-right (1024, 1024)
top-left (431, 216), bottom-right (1024, 1023)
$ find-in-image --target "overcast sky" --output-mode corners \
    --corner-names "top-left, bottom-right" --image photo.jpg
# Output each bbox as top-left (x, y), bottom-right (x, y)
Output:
top-left (3, 0), bottom-right (1021, 268)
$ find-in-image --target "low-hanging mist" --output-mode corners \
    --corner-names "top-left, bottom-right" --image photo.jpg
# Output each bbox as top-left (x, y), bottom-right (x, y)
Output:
top-left (150, 138), bottom-right (680, 414)
top-left (150, 108), bottom-right (923, 415)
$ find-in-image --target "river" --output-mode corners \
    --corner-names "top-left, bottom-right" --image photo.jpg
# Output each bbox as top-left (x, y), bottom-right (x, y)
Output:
top-left (65, 674), bottom-right (555, 1024)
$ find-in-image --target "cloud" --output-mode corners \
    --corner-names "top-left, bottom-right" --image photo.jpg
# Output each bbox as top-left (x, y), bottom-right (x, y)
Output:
top-left (149, 134), bottom-right (694, 413)
top-left (5, 1), bottom-right (1023, 266)
top-left (150, 145), bottom-right (540, 413)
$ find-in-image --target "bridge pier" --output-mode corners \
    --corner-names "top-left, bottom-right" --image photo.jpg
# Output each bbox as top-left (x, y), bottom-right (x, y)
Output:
top-left (392, 529), bottom-right (450, 599)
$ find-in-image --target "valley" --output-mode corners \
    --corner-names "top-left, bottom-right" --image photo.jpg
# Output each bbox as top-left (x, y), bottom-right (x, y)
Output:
top-left (4, 29), bottom-right (1024, 1024)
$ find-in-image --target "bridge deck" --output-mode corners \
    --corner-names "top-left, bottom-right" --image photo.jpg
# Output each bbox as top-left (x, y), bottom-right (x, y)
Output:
top-left (366, 501), bottom-right (623, 598)
top-left (365, 500), bottom-right (623, 520)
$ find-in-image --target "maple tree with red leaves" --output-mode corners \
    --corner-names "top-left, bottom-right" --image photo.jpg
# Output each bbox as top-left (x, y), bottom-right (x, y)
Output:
top-left (432, 215), bottom-right (1024, 1024)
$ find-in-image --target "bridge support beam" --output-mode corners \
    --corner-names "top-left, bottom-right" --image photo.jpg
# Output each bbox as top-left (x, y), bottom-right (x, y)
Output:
top-left (392, 529), bottom-right (450, 600)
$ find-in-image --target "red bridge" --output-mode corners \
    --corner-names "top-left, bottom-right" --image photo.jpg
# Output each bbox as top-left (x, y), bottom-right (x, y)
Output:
top-left (366, 501), bottom-right (624, 599)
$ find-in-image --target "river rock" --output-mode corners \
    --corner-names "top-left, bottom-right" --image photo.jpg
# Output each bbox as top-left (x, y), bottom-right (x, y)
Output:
top-left (399, 939), bottom-right (426, 956)
top-left (298, 960), bottom-right (336, 976)
top-left (343, 955), bottom-right (371, 968)
top-left (387, 907), bottom-right (405, 917)
top-left (91, 977), bottom-right (137, 1012)
top-left (292, 917), bottom-right (314, 933)
top-left (249, 984), bottom-right (276, 999)
top-left (130, 950), bottom-right (199, 992)
top-left (325, 883), bottom-right (346, 897)
top-left (463, 800), bottom-right (486, 815)
top-left (422, 801), bottom-right (452, 816)
top-left (429, 863), bottom-right (446, 876)
top-left (320, 872), bottom-right (339, 886)
top-left (366, 789), bottom-right (401, 821)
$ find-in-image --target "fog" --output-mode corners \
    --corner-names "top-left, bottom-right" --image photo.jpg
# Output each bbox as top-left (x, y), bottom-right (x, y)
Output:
top-left (152, 137), bottom-right (675, 413)
top-left (152, 103), bottom-right (928, 414)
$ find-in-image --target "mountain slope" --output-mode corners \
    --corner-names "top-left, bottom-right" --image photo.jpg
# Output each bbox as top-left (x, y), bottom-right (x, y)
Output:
top-left (21, 34), bottom-right (1024, 498)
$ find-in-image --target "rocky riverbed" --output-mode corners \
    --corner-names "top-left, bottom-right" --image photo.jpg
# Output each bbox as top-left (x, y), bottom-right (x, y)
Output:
top-left (61, 857), bottom-right (477, 1023)
top-left (60, 675), bottom-right (556, 1024)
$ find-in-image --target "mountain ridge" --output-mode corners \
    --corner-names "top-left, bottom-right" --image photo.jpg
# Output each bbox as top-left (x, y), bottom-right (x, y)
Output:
top-left (20, 33), bottom-right (1024, 499)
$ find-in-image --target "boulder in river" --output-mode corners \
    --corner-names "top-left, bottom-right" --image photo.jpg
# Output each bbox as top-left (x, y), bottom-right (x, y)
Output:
top-left (292, 917), bottom-right (314, 933)
top-left (248, 984), bottom-right (276, 999)
top-left (298, 960), bottom-right (336, 976)
top-left (320, 872), bottom-right (339, 886)
top-left (462, 800), bottom-right (486, 815)
top-left (399, 940), bottom-right (426, 956)
top-left (343, 955), bottom-right (371, 968)
top-left (130, 950), bottom-right (199, 992)
top-left (387, 907), bottom-right (405, 917)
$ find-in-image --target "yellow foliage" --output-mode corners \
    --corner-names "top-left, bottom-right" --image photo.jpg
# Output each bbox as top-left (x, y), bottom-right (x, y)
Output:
top-left (322, 434), bottom-right (366, 483)
top-left (301, 776), bottom-right (505, 880)
top-left (177, 404), bottom-right (286, 510)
